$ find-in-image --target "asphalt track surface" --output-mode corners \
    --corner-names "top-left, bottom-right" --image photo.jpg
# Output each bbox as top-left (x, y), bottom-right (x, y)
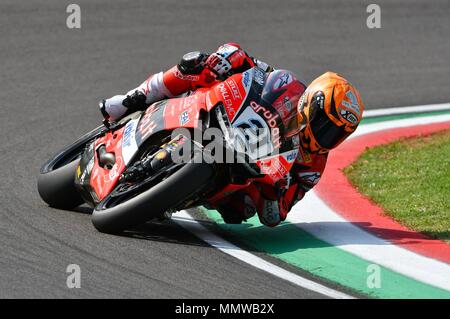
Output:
top-left (0, 0), bottom-right (449, 298)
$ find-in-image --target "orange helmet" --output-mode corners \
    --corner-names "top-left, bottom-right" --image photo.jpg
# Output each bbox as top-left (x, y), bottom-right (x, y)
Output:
top-left (297, 72), bottom-right (365, 153)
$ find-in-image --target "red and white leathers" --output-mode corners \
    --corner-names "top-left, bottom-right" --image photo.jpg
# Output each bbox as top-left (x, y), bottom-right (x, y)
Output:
top-left (102, 43), bottom-right (328, 227)
top-left (103, 43), bottom-right (271, 121)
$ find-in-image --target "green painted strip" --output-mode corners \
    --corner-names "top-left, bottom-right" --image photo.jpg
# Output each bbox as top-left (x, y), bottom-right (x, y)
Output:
top-left (202, 208), bottom-right (450, 299)
top-left (361, 109), bottom-right (450, 125)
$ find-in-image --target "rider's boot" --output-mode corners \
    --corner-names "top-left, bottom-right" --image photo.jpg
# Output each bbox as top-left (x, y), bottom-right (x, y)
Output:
top-left (99, 90), bottom-right (147, 124)
top-left (216, 194), bottom-right (256, 224)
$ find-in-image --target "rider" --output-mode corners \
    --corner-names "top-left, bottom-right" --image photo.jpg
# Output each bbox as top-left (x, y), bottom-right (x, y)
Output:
top-left (100, 43), bottom-right (365, 227)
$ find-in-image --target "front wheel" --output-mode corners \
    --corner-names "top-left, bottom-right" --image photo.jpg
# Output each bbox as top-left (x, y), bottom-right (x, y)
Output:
top-left (37, 125), bottom-right (106, 209)
top-left (91, 160), bottom-right (214, 234)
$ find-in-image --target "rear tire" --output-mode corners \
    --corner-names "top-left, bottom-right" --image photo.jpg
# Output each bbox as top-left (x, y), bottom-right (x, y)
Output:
top-left (92, 161), bottom-right (213, 234)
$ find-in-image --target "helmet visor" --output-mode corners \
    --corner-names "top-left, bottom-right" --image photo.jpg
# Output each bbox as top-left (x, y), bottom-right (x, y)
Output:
top-left (309, 96), bottom-right (351, 149)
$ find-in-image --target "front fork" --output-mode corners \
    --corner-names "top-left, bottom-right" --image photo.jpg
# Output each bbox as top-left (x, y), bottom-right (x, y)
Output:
top-left (119, 134), bottom-right (190, 183)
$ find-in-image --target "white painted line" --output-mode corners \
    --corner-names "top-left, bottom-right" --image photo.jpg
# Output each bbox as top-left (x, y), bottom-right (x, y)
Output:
top-left (174, 211), bottom-right (355, 299)
top-left (288, 191), bottom-right (450, 292)
top-left (364, 103), bottom-right (450, 118)
top-left (287, 113), bottom-right (450, 291)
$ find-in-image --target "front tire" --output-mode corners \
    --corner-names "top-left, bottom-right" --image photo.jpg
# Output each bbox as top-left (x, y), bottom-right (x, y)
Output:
top-left (92, 161), bottom-right (214, 234)
top-left (37, 160), bottom-right (83, 209)
top-left (37, 125), bottom-right (106, 209)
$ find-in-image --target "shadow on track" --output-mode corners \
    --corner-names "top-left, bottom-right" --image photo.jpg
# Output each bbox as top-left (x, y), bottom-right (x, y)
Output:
top-left (68, 205), bottom-right (210, 247)
top-left (120, 220), bottom-right (210, 248)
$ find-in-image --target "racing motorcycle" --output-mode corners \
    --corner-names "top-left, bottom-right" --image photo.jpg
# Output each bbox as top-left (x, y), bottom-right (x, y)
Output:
top-left (37, 67), bottom-right (300, 233)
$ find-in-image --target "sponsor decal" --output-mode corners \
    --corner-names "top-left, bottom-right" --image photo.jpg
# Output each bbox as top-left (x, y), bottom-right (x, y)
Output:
top-left (122, 120), bottom-right (139, 164)
top-left (339, 90), bottom-right (360, 125)
top-left (273, 72), bottom-right (292, 90)
top-left (242, 70), bottom-right (251, 88)
top-left (254, 68), bottom-right (265, 86)
top-left (299, 171), bottom-right (321, 185)
top-left (182, 93), bottom-right (198, 110)
top-left (283, 96), bottom-right (293, 111)
top-left (226, 79), bottom-right (241, 100)
top-left (284, 149), bottom-right (298, 163)
top-left (258, 156), bottom-right (288, 182)
top-left (179, 110), bottom-right (190, 126)
top-left (255, 60), bottom-right (270, 71)
top-left (272, 158), bottom-right (288, 177)
top-left (218, 83), bottom-right (232, 107)
top-left (341, 90), bottom-right (361, 116)
top-left (122, 120), bottom-right (137, 148)
top-left (218, 82), bottom-right (236, 117)
top-left (172, 68), bottom-right (200, 82)
top-left (340, 109), bottom-right (358, 124)
top-left (249, 101), bottom-right (281, 149)
top-left (139, 106), bottom-right (158, 140)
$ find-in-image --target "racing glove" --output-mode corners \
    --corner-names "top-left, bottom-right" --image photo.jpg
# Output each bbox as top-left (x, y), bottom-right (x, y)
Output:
top-left (204, 43), bottom-right (255, 80)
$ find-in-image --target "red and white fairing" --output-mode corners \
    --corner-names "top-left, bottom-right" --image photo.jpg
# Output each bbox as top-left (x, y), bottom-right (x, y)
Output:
top-left (87, 67), bottom-right (304, 201)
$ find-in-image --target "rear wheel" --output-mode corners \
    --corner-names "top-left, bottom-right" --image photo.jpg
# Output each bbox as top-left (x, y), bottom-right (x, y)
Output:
top-left (37, 125), bottom-right (106, 209)
top-left (92, 157), bottom-right (213, 234)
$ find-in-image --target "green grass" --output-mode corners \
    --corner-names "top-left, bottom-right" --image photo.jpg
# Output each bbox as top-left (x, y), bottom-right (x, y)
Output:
top-left (345, 129), bottom-right (450, 243)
